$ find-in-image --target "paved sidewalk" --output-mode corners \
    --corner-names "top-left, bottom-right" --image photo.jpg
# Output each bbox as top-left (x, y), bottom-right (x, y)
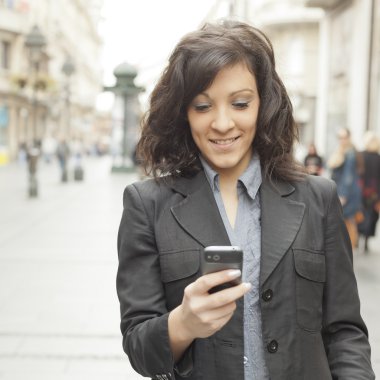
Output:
top-left (0, 156), bottom-right (379, 379)
top-left (0, 156), bottom-right (144, 380)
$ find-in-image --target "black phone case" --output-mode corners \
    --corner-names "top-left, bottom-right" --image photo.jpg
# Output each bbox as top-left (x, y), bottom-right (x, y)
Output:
top-left (201, 246), bottom-right (243, 293)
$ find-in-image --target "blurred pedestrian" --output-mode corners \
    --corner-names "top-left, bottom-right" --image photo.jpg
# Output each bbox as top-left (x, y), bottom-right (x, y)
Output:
top-left (357, 131), bottom-right (380, 253)
top-left (117, 21), bottom-right (374, 380)
top-left (41, 135), bottom-right (57, 163)
top-left (303, 142), bottom-right (323, 176)
top-left (328, 127), bottom-right (363, 248)
top-left (70, 137), bottom-right (85, 181)
top-left (56, 139), bottom-right (70, 182)
top-left (18, 142), bottom-right (27, 164)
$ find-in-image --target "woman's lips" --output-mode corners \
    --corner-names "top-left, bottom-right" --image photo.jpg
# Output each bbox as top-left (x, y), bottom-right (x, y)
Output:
top-left (209, 137), bottom-right (239, 145)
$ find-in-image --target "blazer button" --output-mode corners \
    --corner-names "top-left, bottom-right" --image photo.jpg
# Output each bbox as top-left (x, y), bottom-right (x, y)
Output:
top-left (267, 340), bottom-right (278, 353)
top-left (262, 289), bottom-right (273, 302)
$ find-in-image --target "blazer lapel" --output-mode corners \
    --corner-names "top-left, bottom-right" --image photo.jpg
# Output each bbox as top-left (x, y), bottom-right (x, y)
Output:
top-left (170, 171), bottom-right (231, 248)
top-left (169, 172), bottom-right (305, 285)
top-left (260, 178), bottom-right (305, 286)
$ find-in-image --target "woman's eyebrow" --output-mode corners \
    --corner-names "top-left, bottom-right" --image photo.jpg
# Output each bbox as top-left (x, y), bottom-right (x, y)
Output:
top-left (196, 88), bottom-right (255, 99)
top-left (230, 89), bottom-right (255, 96)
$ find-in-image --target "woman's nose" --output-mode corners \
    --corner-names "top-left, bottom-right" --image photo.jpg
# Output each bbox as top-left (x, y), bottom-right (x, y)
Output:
top-left (211, 107), bottom-right (234, 132)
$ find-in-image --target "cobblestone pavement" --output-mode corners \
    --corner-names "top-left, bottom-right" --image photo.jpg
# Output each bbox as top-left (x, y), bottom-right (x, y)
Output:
top-left (0, 156), bottom-right (379, 379)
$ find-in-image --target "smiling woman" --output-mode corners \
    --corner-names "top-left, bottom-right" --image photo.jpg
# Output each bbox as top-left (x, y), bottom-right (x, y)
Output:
top-left (116, 20), bottom-right (375, 380)
top-left (137, 20), bottom-right (302, 181)
top-left (187, 63), bottom-right (259, 180)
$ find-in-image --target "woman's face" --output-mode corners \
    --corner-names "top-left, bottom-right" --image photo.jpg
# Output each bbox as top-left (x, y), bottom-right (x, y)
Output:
top-left (187, 63), bottom-right (260, 178)
top-left (337, 129), bottom-right (350, 149)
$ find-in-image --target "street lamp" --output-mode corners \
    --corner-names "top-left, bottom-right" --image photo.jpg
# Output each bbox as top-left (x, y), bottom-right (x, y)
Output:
top-left (24, 25), bottom-right (46, 143)
top-left (61, 56), bottom-right (84, 181)
top-left (105, 62), bottom-right (144, 172)
top-left (24, 25), bottom-right (46, 198)
top-left (61, 55), bottom-right (76, 138)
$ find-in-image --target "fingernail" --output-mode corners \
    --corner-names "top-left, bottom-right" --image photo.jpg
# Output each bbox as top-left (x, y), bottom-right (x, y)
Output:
top-left (227, 269), bottom-right (241, 278)
top-left (243, 282), bottom-right (252, 290)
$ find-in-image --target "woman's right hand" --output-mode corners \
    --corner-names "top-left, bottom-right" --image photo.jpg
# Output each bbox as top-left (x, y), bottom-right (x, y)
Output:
top-left (168, 270), bottom-right (251, 361)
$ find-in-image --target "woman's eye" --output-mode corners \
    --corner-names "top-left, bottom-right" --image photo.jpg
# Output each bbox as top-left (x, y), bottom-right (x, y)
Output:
top-left (232, 101), bottom-right (249, 109)
top-left (193, 103), bottom-right (211, 112)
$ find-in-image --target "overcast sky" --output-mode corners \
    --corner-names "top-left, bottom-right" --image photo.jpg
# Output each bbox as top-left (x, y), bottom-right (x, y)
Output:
top-left (97, 0), bottom-right (218, 110)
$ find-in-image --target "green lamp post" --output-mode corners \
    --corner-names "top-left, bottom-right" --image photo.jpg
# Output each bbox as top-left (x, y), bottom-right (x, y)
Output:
top-left (24, 25), bottom-right (46, 143)
top-left (105, 62), bottom-right (144, 172)
top-left (61, 56), bottom-right (76, 137)
top-left (24, 25), bottom-right (46, 198)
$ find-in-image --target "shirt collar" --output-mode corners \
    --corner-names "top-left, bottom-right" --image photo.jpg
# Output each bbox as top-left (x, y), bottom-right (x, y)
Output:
top-left (240, 154), bottom-right (262, 200)
top-left (199, 155), bottom-right (220, 192)
top-left (199, 154), bottom-right (262, 200)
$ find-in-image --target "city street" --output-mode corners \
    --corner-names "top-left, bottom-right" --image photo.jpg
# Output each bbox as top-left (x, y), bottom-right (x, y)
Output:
top-left (0, 156), bottom-right (379, 379)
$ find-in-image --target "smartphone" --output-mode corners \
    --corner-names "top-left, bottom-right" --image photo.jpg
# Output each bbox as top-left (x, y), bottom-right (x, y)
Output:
top-left (201, 246), bottom-right (243, 293)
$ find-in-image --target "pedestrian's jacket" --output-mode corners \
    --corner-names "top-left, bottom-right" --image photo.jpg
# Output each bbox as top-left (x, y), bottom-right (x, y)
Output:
top-left (331, 148), bottom-right (362, 219)
top-left (116, 170), bottom-right (375, 380)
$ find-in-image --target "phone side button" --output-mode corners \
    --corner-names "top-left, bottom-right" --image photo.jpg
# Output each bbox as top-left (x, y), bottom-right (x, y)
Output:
top-left (262, 289), bottom-right (273, 302)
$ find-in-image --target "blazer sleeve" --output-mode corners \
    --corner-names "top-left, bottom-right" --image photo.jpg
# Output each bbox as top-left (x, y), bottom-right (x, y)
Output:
top-left (322, 181), bottom-right (375, 379)
top-left (116, 184), bottom-right (176, 379)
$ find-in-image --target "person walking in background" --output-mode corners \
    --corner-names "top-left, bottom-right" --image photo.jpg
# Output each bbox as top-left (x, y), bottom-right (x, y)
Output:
top-left (56, 138), bottom-right (70, 182)
top-left (116, 21), bottom-right (374, 380)
top-left (41, 134), bottom-right (57, 163)
top-left (328, 127), bottom-right (363, 248)
top-left (303, 142), bottom-right (323, 176)
top-left (358, 131), bottom-right (380, 253)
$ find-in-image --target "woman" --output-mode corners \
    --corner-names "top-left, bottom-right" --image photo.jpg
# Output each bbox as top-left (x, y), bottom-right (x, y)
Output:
top-left (304, 142), bottom-right (323, 176)
top-left (358, 131), bottom-right (380, 252)
top-left (327, 127), bottom-right (363, 248)
top-left (117, 21), bottom-right (374, 380)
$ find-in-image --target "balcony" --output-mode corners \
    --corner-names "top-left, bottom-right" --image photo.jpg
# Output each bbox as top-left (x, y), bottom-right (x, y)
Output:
top-left (304, 0), bottom-right (346, 9)
top-left (0, 6), bottom-right (27, 34)
top-left (249, 2), bottom-right (324, 28)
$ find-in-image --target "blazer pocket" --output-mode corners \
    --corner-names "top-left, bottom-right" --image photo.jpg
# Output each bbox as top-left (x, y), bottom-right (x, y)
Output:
top-left (293, 249), bottom-right (326, 332)
top-left (159, 248), bottom-right (200, 282)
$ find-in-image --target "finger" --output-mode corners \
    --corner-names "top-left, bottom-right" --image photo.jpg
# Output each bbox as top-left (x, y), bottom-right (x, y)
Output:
top-left (207, 282), bottom-right (252, 308)
top-left (192, 269), bottom-right (242, 294)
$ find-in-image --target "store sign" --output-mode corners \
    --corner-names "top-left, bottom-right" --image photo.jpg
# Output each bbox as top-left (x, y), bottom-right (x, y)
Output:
top-left (0, 106), bottom-right (9, 128)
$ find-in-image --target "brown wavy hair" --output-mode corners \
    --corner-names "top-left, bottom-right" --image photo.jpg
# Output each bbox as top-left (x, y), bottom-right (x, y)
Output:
top-left (138, 20), bottom-right (305, 181)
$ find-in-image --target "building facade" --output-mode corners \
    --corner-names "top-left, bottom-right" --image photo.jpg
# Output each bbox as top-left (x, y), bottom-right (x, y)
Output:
top-left (204, 0), bottom-right (380, 159)
top-left (0, 0), bottom-right (104, 162)
top-left (306, 0), bottom-right (379, 156)
top-left (203, 0), bottom-right (323, 158)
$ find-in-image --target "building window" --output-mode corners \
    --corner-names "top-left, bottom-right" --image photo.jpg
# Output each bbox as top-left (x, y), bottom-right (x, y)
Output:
top-left (0, 41), bottom-right (10, 69)
top-left (0, 0), bottom-right (14, 9)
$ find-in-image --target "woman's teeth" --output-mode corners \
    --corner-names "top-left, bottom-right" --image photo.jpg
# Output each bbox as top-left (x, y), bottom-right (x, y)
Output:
top-left (210, 137), bottom-right (238, 145)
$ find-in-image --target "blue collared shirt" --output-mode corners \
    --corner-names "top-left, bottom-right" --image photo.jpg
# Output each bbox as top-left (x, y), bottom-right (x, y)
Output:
top-left (200, 154), bottom-right (270, 380)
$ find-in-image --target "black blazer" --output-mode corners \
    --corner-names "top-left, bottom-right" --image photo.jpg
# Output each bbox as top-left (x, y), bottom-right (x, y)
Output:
top-left (116, 171), bottom-right (374, 380)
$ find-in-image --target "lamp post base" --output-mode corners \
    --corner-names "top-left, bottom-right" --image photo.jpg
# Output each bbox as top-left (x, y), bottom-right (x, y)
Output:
top-left (111, 165), bottom-right (136, 173)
